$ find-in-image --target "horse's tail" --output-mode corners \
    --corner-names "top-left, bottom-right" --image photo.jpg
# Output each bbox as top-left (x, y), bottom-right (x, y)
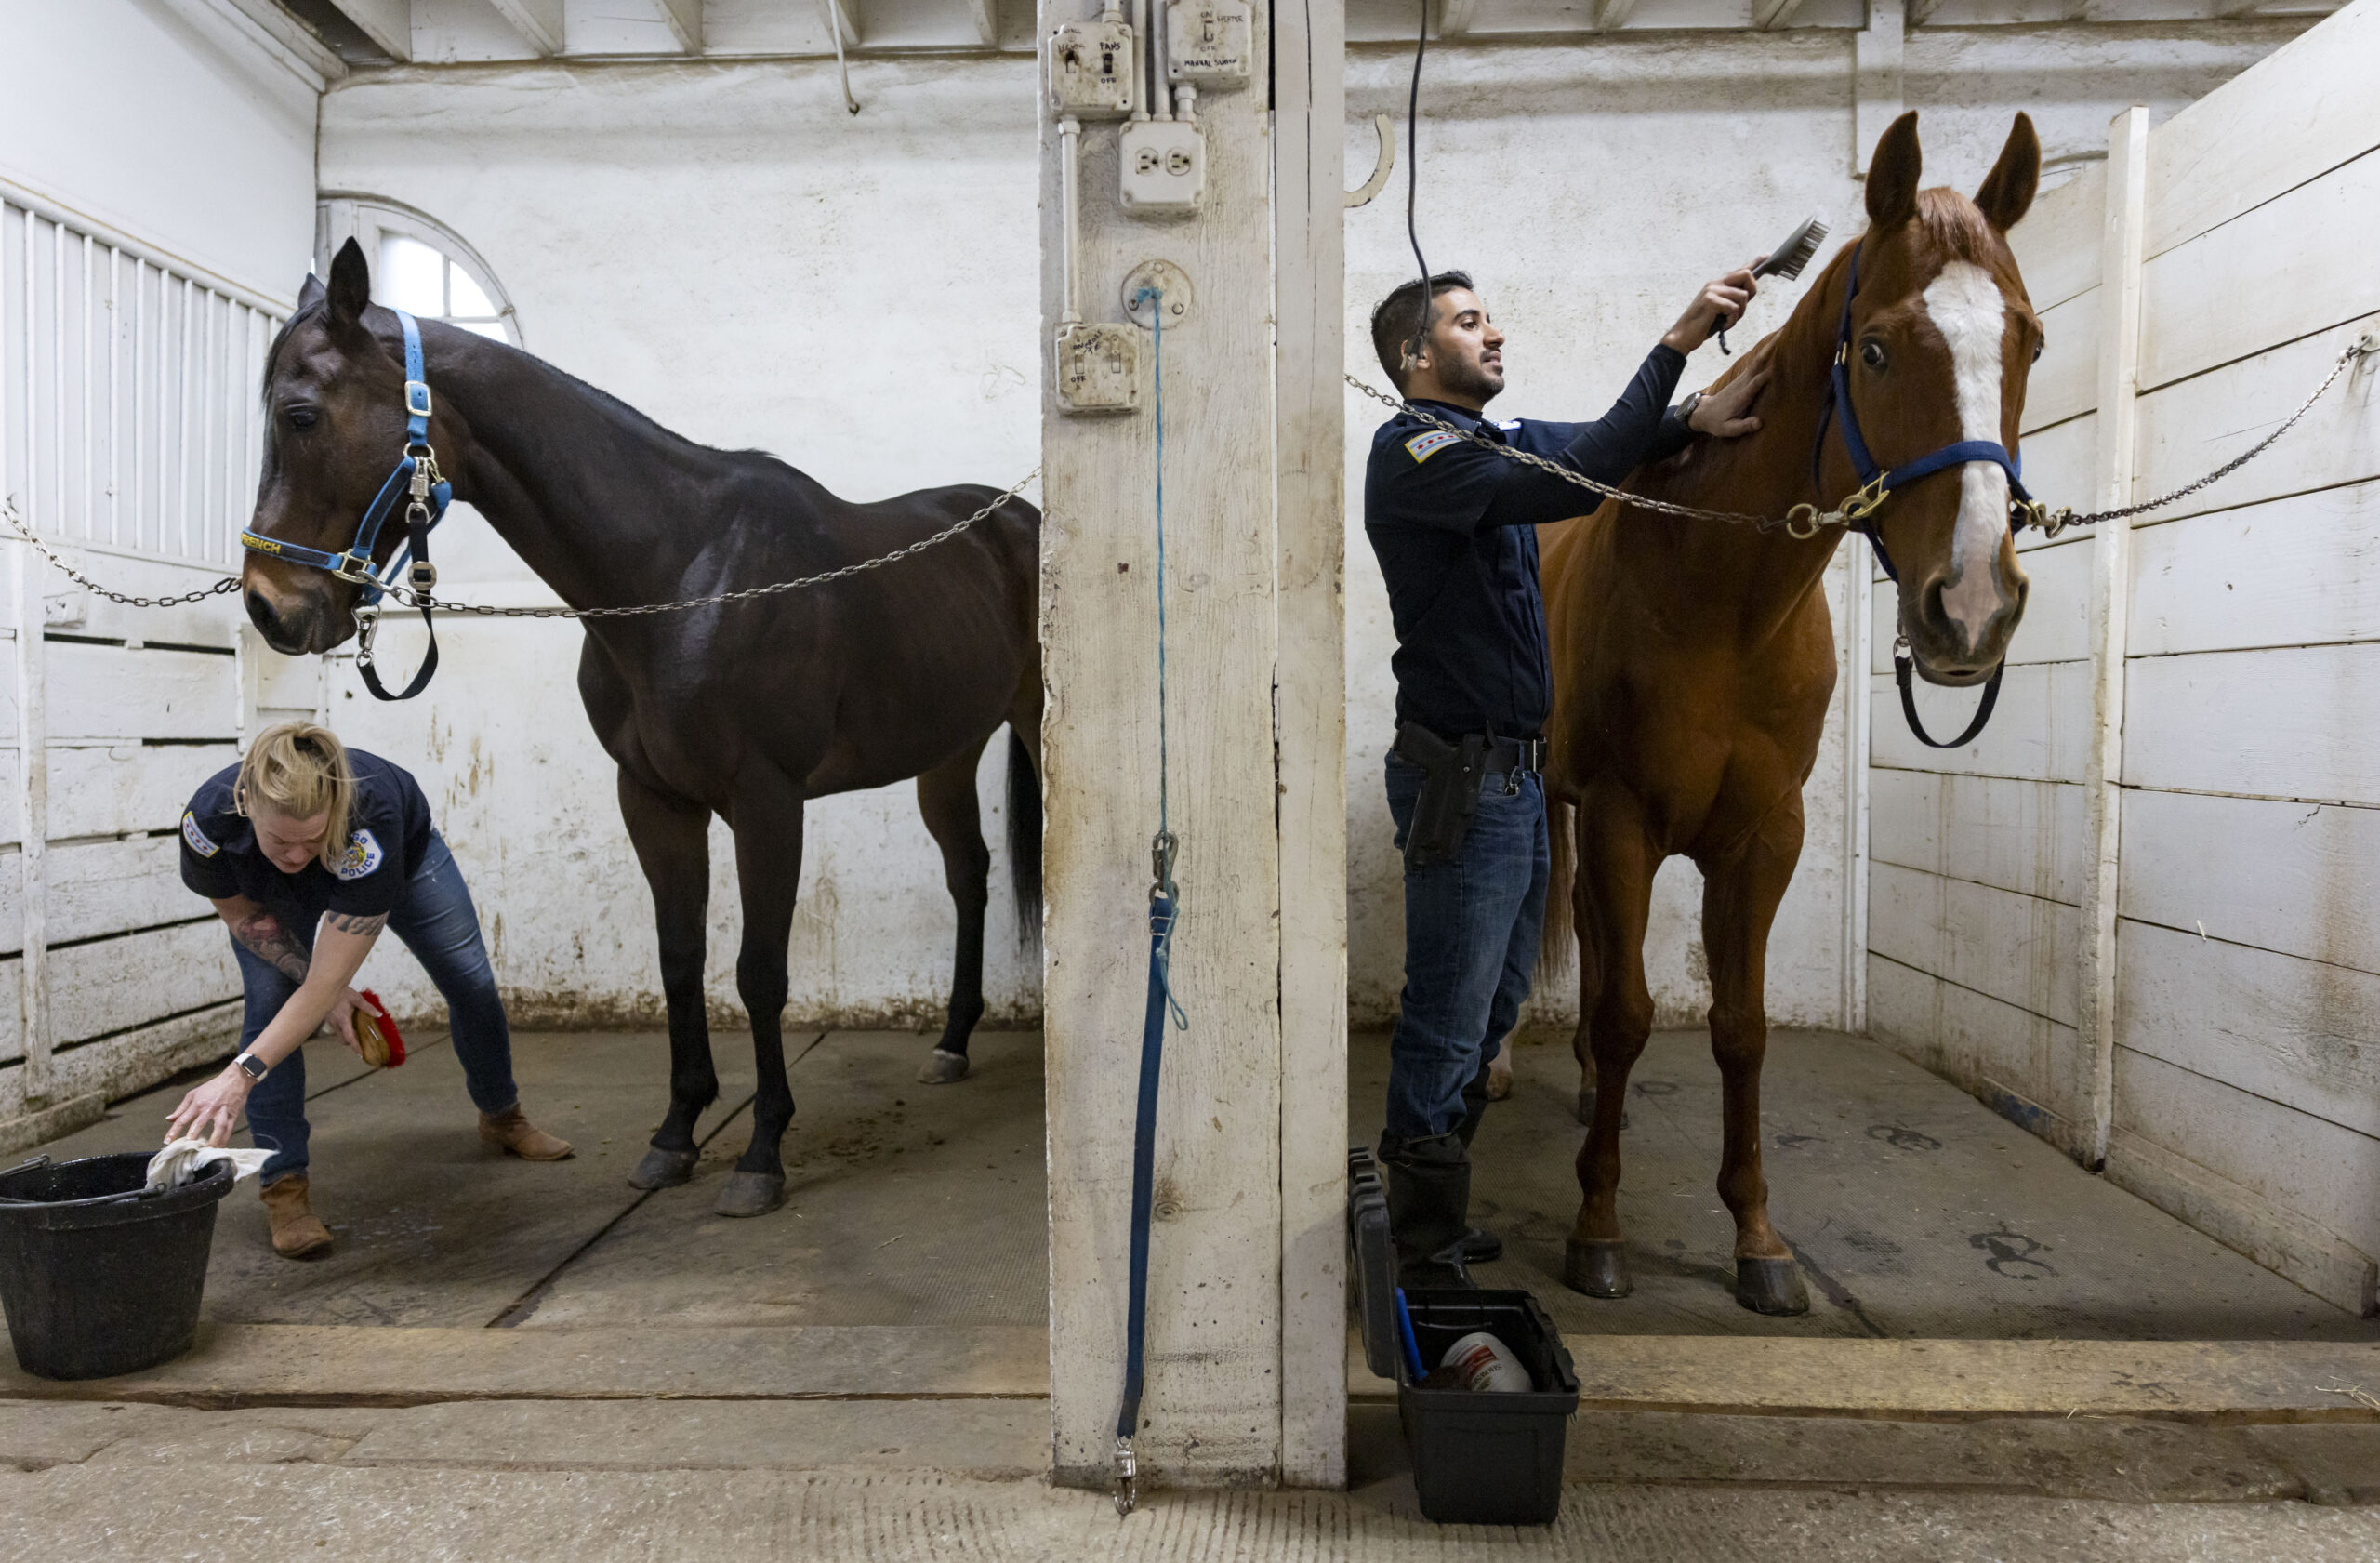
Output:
top-left (1007, 727), bottom-right (1043, 947)
top-left (1540, 798), bottom-right (1577, 981)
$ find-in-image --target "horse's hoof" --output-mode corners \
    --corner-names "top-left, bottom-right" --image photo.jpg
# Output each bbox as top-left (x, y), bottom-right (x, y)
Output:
top-left (713, 1170), bottom-right (787, 1218)
top-left (627, 1146), bottom-right (698, 1190)
top-left (1736, 1256), bottom-right (1811, 1316)
top-left (1564, 1238), bottom-right (1633, 1298)
top-left (1485, 1056), bottom-right (1514, 1102)
top-left (916, 1049), bottom-right (970, 1085)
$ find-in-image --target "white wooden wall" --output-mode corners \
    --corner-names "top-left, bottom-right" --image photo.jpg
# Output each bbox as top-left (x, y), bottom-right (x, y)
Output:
top-left (0, 182), bottom-right (290, 1152)
top-left (1870, 0), bottom-right (2380, 1316)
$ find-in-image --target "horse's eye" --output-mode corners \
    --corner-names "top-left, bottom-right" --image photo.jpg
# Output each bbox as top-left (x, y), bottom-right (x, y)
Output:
top-left (284, 405), bottom-right (317, 432)
top-left (1858, 338), bottom-right (1887, 370)
top-left (2032, 338), bottom-right (2045, 364)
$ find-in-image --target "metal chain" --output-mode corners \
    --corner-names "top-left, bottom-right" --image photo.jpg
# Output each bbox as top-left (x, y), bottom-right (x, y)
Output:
top-left (1345, 331), bottom-right (2374, 538)
top-left (0, 501), bottom-right (242, 608)
top-left (376, 468), bottom-right (1038, 619)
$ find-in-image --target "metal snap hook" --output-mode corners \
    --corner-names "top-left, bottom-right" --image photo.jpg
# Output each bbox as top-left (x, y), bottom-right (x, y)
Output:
top-left (1784, 503), bottom-right (1824, 540)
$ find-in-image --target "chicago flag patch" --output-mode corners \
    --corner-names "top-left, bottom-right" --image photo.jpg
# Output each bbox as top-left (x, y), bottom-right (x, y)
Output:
top-left (180, 811), bottom-right (220, 858)
top-left (1404, 430), bottom-right (1461, 463)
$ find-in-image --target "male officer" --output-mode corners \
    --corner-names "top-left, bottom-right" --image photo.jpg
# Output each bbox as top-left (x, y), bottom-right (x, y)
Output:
top-left (1365, 267), bottom-right (1771, 1287)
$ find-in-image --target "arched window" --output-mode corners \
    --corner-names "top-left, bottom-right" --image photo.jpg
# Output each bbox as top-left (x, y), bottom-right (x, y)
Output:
top-left (313, 194), bottom-right (522, 347)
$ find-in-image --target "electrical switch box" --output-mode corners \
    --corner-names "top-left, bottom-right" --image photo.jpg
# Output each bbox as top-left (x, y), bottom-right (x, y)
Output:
top-left (1118, 119), bottom-right (1204, 216)
top-left (1055, 323), bottom-right (1140, 414)
top-left (1165, 0), bottom-right (1251, 86)
top-left (1047, 20), bottom-right (1136, 118)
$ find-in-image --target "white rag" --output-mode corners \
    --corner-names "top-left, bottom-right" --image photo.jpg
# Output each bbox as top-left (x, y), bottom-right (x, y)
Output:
top-left (144, 1139), bottom-right (273, 1192)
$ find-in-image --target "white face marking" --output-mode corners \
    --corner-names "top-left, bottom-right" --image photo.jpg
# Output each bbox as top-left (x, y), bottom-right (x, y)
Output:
top-left (1920, 260), bottom-right (2011, 651)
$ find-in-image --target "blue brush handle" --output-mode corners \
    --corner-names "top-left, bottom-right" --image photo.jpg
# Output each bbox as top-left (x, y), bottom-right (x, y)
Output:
top-left (1393, 1287), bottom-right (1427, 1383)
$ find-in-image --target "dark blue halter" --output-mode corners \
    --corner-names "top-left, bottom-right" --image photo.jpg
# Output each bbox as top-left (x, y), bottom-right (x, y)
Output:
top-left (242, 309), bottom-right (449, 701)
top-left (1817, 240), bottom-right (2032, 748)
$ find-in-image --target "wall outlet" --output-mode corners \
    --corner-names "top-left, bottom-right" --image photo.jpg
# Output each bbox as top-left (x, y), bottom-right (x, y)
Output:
top-left (1055, 323), bottom-right (1140, 413)
top-left (1165, 0), bottom-right (1251, 86)
top-left (1047, 20), bottom-right (1136, 118)
top-left (1118, 120), bottom-right (1204, 216)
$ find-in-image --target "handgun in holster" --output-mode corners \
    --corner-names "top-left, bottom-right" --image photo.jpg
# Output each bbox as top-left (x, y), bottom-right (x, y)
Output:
top-left (1395, 722), bottom-right (1489, 869)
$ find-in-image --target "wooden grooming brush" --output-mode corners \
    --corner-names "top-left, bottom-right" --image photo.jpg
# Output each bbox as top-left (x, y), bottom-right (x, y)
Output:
top-left (1716, 214), bottom-right (1830, 354)
top-left (353, 988), bottom-right (407, 1069)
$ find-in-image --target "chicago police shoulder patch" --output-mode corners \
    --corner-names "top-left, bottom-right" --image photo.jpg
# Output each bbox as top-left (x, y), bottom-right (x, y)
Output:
top-left (180, 811), bottom-right (220, 858)
top-left (331, 828), bottom-right (384, 881)
top-left (1404, 430), bottom-right (1461, 464)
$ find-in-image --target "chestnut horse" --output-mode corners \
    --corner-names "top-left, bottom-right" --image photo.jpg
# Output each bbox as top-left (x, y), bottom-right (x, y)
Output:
top-left (1540, 112), bottom-right (2041, 1313)
top-left (242, 241), bottom-right (1041, 1220)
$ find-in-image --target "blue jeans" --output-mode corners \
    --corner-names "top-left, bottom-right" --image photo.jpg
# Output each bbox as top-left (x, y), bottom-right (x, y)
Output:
top-left (1382, 749), bottom-right (1550, 1145)
top-left (238, 833), bottom-right (517, 1183)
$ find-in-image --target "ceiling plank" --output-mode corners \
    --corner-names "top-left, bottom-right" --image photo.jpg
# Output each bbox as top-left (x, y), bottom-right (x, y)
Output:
top-left (164, 0), bottom-right (346, 84)
top-left (1593, 0), bottom-right (1637, 28)
top-left (1439, 0), bottom-right (1480, 34)
top-left (650, 0), bottom-right (703, 51)
top-left (1752, 0), bottom-right (1809, 26)
top-left (966, 0), bottom-right (997, 45)
top-left (322, 0), bottom-right (413, 60)
top-left (817, 0), bottom-right (860, 46)
top-left (485, 0), bottom-right (564, 55)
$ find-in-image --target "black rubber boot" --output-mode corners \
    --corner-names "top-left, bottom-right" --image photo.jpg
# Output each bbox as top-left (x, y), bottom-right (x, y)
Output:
top-left (1381, 1132), bottom-right (1475, 1291)
top-left (1453, 1067), bottom-right (1502, 1265)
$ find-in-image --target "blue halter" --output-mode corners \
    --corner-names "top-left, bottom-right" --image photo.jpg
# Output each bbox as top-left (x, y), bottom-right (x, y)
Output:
top-left (242, 309), bottom-right (448, 700)
top-left (1813, 238), bottom-right (2037, 586)
top-left (1818, 241), bottom-right (2036, 749)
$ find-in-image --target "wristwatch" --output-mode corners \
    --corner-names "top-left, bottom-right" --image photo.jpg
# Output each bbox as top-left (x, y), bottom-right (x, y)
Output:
top-left (233, 1053), bottom-right (268, 1082)
top-left (1677, 391), bottom-right (1704, 430)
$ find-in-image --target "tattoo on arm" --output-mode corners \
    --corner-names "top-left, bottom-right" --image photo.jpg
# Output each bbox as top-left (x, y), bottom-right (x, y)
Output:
top-left (325, 910), bottom-right (389, 938)
top-left (229, 911), bottom-right (311, 985)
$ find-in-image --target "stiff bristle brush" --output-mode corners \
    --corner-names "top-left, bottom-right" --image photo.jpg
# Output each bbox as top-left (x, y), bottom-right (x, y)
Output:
top-left (1716, 214), bottom-right (1830, 355)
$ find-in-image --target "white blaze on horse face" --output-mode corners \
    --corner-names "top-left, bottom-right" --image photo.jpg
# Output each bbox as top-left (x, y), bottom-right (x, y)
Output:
top-left (1920, 261), bottom-right (2011, 651)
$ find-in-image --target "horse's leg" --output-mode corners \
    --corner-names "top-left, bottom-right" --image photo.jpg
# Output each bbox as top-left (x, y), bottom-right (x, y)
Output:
top-left (617, 771), bottom-right (715, 1191)
top-left (713, 767), bottom-right (807, 1218)
top-left (914, 736), bottom-right (995, 1085)
top-left (1700, 796), bottom-right (1811, 1316)
top-left (1565, 789), bottom-right (1659, 1299)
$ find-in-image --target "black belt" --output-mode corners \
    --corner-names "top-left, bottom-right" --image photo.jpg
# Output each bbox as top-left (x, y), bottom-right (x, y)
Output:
top-left (1395, 723), bottom-right (1545, 777)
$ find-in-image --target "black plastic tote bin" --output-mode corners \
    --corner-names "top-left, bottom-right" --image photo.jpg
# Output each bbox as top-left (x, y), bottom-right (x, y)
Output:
top-left (0, 1152), bottom-right (234, 1380)
top-left (1348, 1146), bottom-right (1580, 1526)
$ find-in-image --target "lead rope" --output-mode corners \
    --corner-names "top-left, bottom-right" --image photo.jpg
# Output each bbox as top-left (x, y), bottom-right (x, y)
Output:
top-left (1116, 286), bottom-right (1186, 1519)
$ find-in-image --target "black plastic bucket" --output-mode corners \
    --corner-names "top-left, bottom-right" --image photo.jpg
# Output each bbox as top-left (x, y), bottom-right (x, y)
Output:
top-left (0, 1151), bottom-right (233, 1380)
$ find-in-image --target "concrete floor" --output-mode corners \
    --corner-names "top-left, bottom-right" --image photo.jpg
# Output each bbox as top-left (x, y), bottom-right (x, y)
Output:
top-left (6, 1024), bottom-right (2377, 1559)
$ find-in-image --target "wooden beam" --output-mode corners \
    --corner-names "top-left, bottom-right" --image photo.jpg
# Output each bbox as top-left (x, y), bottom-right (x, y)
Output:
top-left (1439, 0), bottom-right (1480, 34)
top-left (1593, 0), bottom-right (1636, 29)
top-left (485, 0), bottom-right (563, 54)
top-left (818, 0), bottom-right (860, 47)
top-left (966, 0), bottom-right (998, 46)
top-left (1752, 0), bottom-right (1809, 27)
top-left (650, 0), bottom-right (703, 51)
top-left (1852, 0), bottom-right (1904, 177)
top-left (166, 0), bottom-right (346, 85)
top-left (1906, 0), bottom-right (1943, 22)
top-left (2215, 0), bottom-right (2268, 15)
top-left (322, 0), bottom-right (413, 60)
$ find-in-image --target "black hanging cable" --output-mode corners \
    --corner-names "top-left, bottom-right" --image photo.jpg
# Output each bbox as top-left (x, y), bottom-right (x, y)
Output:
top-left (1402, 0), bottom-right (1432, 366)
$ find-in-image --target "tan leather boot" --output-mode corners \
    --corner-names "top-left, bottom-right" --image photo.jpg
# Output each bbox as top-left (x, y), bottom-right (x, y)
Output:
top-left (479, 1106), bottom-right (574, 1161)
top-left (260, 1175), bottom-right (334, 1260)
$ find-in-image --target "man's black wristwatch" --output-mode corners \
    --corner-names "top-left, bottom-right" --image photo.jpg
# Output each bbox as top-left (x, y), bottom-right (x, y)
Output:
top-left (1677, 391), bottom-right (1704, 430)
top-left (233, 1053), bottom-right (268, 1082)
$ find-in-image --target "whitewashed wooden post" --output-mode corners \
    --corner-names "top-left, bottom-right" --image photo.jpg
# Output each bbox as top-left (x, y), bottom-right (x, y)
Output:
top-left (2080, 105), bottom-right (2149, 1171)
top-left (1039, 0), bottom-right (1346, 1489)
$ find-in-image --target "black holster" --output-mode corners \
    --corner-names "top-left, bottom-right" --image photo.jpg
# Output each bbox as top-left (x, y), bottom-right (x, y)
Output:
top-left (1396, 722), bottom-right (1488, 869)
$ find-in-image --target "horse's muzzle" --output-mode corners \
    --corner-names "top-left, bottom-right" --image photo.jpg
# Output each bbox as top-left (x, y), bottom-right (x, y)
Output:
top-left (245, 588), bottom-right (334, 657)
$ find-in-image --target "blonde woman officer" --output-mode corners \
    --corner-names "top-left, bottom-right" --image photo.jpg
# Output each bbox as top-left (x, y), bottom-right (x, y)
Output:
top-left (164, 722), bottom-right (571, 1259)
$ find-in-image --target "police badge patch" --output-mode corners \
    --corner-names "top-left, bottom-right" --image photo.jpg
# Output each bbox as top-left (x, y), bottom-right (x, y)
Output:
top-left (180, 811), bottom-right (220, 858)
top-left (332, 828), bottom-right (384, 881)
top-left (1404, 430), bottom-right (1461, 463)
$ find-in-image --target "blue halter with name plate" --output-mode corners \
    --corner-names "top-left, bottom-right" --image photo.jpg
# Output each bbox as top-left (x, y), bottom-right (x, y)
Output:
top-left (1815, 239), bottom-right (2034, 749)
top-left (240, 309), bottom-right (448, 701)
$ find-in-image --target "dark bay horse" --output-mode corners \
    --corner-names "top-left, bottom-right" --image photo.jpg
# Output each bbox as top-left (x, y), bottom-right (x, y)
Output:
top-left (1540, 112), bottom-right (2041, 1312)
top-left (243, 239), bottom-right (1041, 1218)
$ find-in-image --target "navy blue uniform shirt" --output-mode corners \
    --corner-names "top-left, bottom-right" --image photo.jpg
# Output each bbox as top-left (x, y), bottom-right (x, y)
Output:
top-left (1364, 343), bottom-right (1694, 740)
top-left (178, 749), bottom-right (436, 927)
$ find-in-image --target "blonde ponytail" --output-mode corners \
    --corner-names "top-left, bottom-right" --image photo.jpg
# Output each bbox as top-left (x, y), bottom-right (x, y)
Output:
top-left (236, 722), bottom-right (355, 870)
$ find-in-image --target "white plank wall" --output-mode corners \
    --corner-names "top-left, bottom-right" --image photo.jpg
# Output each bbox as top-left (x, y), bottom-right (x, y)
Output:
top-left (1867, 0), bottom-right (2380, 1316)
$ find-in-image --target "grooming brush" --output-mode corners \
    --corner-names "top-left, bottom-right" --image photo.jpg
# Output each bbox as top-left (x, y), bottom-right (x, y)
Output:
top-left (1716, 214), bottom-right (1830, 355)
top-left (353, 988), bottom-right (407, 1069)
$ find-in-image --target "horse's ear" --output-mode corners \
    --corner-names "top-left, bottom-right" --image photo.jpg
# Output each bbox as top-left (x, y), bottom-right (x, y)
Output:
top-left (326, 237), bottom-right (371, 326)
top-left (1864, 111), bottom-right (1922, 231)
top-left (298, 271), bottom-right (326, 311)
top-left (1975, 113), bottom-right (2041, 232)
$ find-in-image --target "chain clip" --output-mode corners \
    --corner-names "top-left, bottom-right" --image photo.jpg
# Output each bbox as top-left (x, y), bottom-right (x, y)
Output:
top-left (1113, 1435), bottom-right (1138, 1517)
